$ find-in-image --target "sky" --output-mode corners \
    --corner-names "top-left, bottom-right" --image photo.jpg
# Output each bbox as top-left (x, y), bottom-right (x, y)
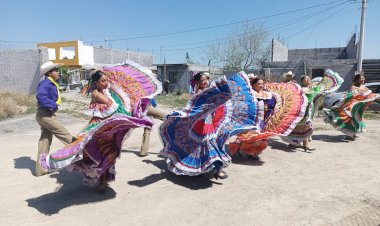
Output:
top-left (1, 0), bottom-right (379, 65)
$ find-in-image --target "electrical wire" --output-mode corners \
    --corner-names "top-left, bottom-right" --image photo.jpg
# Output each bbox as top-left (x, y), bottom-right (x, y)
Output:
top-left (130, 1), bottom-right (350, 52)
top-left (163, 1), bottom-right (353, 52)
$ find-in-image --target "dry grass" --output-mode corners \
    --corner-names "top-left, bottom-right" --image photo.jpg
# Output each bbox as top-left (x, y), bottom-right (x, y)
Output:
top-left (364, 111), bottom-right (380, 120)
top-left (0, 92), bottom-right (36, 120)
top-left (156, 93), bottom-right (191, 108)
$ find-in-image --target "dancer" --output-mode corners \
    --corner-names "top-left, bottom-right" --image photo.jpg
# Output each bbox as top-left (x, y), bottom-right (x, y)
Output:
top-left (139, 99), bottom-right (166, 157)
top-left (35, 61), bottom-right (76, 176)
top-left (189, 71), bottom-right (210, 94)
top-left (323, 72), bottom-right (379, 140)
top-left (238, 77), bottom-right (276, 159)
top-left (311, 69), bottom-right (344, 118)
top-left (40, 62), bottom-right (161, 190)
top-left (282, 71), bottom-right (297, 83)
top-left (229, 78), bottom-right (307, 158)
top-left (282, 69), bottom-right (344, 149)
top-left (160, 72), bottom-right (259, 179)
top-left (282, 75), bottom-right (316, 151)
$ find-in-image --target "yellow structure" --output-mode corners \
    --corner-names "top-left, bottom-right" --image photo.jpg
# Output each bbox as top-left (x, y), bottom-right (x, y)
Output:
top-left (38, 41), bottom-right (80, 67)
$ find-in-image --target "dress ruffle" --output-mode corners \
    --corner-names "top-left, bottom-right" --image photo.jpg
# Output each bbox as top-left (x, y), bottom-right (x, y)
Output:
top-left (323, 88), bottom-right (379, 136)
top-left (40, 114), bottom-right (153, 185)
top-left (229, 83), bottom-right (308, 156)
top-left (40, 61), bottom-right (161, 185)
top-left (160, 72), bottom-right (259, 176)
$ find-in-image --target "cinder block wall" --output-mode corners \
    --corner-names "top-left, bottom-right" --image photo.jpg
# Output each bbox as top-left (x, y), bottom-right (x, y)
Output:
top-left (263, 59), bottom-right (356, 91)
top-left (93, 47), bottom-right (153, 67)
top-left (272, 39), bottom-right (288, 62)
top-left (0, 48), bottom-right (48, 94)
top-left (288, 48), bottom-right (347, 61)
top-left (308, 59), bottom-right (357, 91)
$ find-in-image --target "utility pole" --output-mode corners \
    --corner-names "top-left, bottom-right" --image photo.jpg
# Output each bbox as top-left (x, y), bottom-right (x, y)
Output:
top-left (357, 0), bottom-right (367, 71)
top-left (159, 45), bottom-right (162, 64)
top-left (163, 56), bottom-right (167, 82)
top-left (104, 38), bottom-right (108, 48)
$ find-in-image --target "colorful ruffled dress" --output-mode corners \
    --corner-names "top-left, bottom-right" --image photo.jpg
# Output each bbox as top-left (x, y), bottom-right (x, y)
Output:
top-left (310, 69), bottom-right (344, 117)
top-left (323, 86), bottom-right (379, 136)
top-left (40, 61), bottom-right (162, 185)
top-left (229, 83), bottom-right (308, 156)
top-left (160, 72), bottom-right (259, 176)
top-left (281, 87), bottom-right (316, 146)
top-left (282, 70), bottom-right (344, 145)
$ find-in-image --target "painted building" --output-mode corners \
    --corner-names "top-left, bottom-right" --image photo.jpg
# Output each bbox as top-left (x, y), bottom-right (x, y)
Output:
top-left (37, 40), bottom-right (154, 88)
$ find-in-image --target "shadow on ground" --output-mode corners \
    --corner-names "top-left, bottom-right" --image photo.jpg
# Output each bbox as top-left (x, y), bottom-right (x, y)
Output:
top-left (14, 156), bottom-right (35, 176)
top-left (312, 134), bottom-right (349, 143)
top-left (127, 159), bottom-right (222, 190)
top-left (269, 140), bottom-right (297, 152)
top-left (269, 140), bottom-right (315, 154)
top-left (231, 155), bottom-right (265, 166)
top-left (122, 149), bottom-right (163, 158)
top-left (25, 170), bottom-right (116, 215)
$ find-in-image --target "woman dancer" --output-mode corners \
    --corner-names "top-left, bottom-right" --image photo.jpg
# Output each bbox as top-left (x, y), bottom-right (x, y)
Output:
top-left (40, 62), bottom-right (161, 190)
top-left (323, 72), bottom-right (379, 140)
top-left (241, 77), bottom-right (276, 159)
top-left (282, 75), bottom-right (316, 151)
top-left (229, 78), bottom-right (307, 158)
top-left (160, 72), bottom-right (259, 179)
top-left (189, 72), bottom-right (210, 94)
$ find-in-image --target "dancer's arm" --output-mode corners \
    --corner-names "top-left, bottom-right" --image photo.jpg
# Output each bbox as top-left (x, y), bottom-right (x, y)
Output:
top-left (92, 90), bottom-right (111, 105)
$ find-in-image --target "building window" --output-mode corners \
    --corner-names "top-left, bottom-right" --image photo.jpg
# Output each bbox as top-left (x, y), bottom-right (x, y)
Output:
top-left (47, 48), bottom-right (56, 60)
top-left (59, 46), bottom-right (76, 60)
top-left (168, 71), bottom-right (177, 83)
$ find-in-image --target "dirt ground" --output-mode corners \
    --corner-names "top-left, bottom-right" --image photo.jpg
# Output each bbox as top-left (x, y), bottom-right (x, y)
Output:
top-left (1, 109), bottom-right (380, 225)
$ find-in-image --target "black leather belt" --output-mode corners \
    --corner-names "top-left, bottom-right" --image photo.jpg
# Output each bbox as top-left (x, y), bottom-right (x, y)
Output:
top-left (38, 107), bottom-right (56, 113)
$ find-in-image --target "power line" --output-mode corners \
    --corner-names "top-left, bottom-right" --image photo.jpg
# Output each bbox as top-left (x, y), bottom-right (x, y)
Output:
top-left (283, 2), bottom-right (352, 41)
top-left (299, 2), bottom-right (348, 47)
top-left (161, 4), bottom-right (340, 49)
top-left (101, 1), bottom-right (356, 53)
top-left (136, 0), bottom-right (376, 52)
top-left (0, 0), bottom-right (359, 52)
top-left (83, 0), bottom-right (349, 43)
top-left (0, 40), bottom-right (25, 49)
top-left (80, 1), bottom-right (348, 53)
top-left (163, 2), bottom-right (351, 52)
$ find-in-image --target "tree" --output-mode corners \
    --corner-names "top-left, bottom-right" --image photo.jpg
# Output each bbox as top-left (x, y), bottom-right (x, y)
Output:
top-left (206, 22), bottom-right (269, 71)
top-left (58, 66), bottom-right (69, 87)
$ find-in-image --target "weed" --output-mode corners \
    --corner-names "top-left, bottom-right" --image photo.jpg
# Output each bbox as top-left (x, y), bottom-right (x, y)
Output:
top-left (0, 92), bottom-right (36, 120)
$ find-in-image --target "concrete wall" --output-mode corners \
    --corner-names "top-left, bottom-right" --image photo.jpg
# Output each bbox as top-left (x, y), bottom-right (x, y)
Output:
top-left (93, 47), bottom-right (153, 67)
top-left (78, 42), bottom-right (94, 66)
top-left (272, 39), bottom-right (288, 62)
top-left (157, 65), bottom-right (188, 92)
top-left (346, 33), bottom-right (357, 59)
top-left (278, 34), bottom-right (357, 61)
top-left (288, 47), bottom-right (347, 61)
top-left (156, 64), bottom-right (224, 93)
top-left (307, 59), bottom-right (357, 91)
top-left (263, 60), bottom-right (306, 82)
top-left (0, 48), bottom-right (49, 94)
top-left (263, 59), bottom-right (356, 91)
